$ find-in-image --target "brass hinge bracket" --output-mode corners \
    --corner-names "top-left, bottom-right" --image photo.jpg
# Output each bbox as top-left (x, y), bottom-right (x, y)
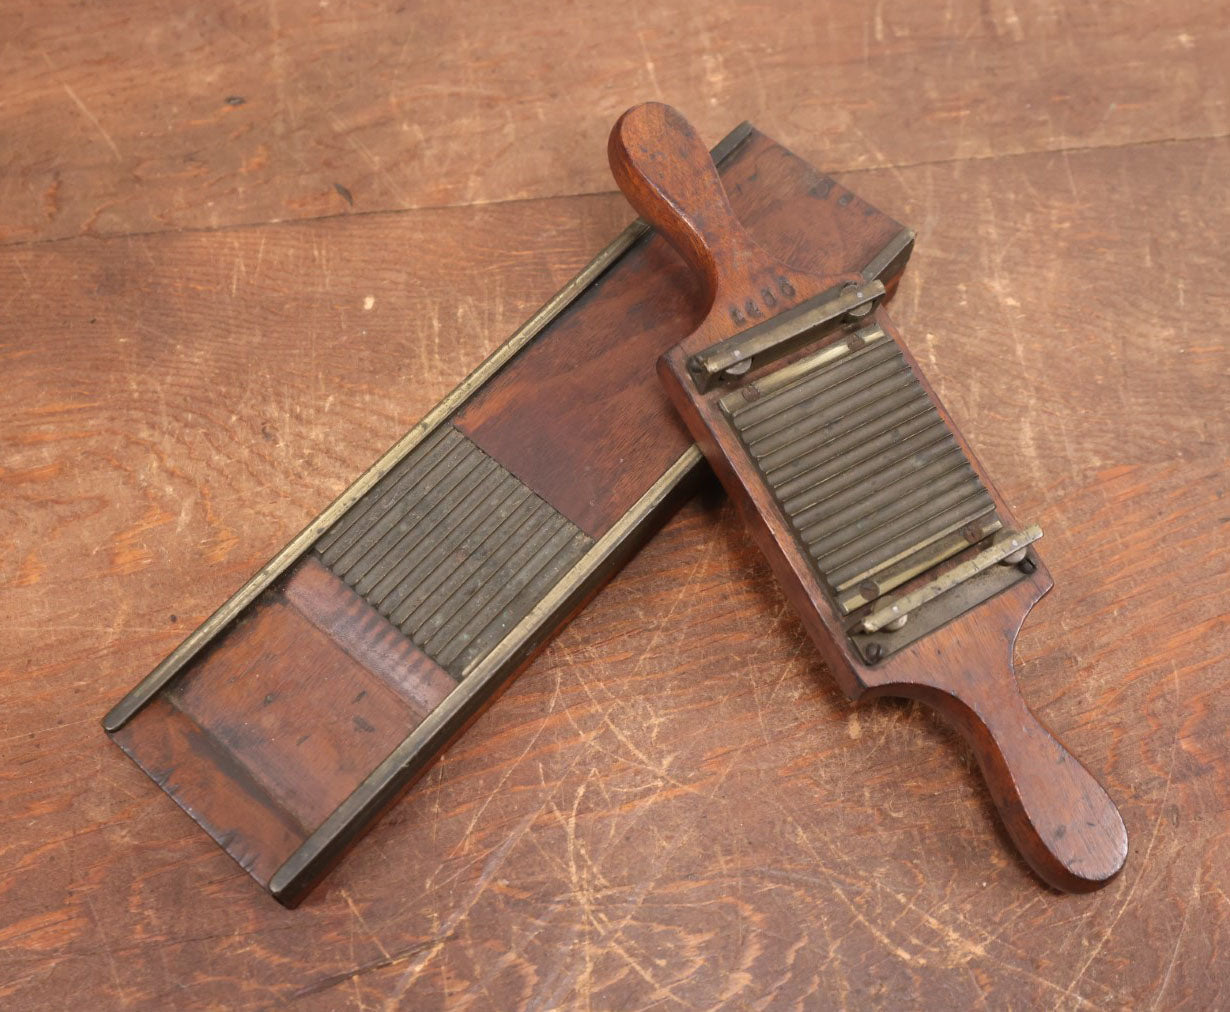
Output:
top-left (687, 279), bottom-right (886, 391)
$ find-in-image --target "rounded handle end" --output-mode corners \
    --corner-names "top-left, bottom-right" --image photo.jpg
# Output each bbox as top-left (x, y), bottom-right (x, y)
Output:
top-left (608, 102), bottom-right (768, 306)
top-left (894, 680), bottom-right (1129, 892)
top-left (986, 700), bottom-right (1129, 892)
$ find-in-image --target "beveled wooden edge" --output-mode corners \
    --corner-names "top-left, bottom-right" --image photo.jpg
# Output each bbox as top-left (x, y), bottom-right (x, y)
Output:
top-left (268, 445), bottom-right (705, 905)
top-left (101, 122), bottom-right (757, 734)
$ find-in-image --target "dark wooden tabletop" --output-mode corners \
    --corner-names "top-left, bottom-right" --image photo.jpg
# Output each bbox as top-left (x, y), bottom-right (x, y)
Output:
top-left (2, 2), bottom-right (1227, 1008)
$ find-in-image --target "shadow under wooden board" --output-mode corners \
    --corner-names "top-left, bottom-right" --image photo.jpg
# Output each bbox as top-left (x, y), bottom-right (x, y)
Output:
top-left (104, 122), bottom-right (915, 906)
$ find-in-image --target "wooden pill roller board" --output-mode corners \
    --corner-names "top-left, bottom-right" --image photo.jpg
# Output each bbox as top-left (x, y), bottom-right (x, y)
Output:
top-left (102, 122), bottom-right (915, 907)
top-left (615, 103), bottom-right (1126, 892)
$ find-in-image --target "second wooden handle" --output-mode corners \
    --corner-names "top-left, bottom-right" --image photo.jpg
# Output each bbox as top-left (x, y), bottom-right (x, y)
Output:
top-left (608, 102), bottom-right (776, 308)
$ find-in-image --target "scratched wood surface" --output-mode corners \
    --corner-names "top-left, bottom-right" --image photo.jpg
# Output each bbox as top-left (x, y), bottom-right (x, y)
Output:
top-left (1, 0), bottom-right (1227, 1007)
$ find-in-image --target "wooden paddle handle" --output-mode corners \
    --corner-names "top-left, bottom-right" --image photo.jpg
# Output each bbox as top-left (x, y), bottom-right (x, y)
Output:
top-left (980, 692), bottom-right (1128, 892)
top-left (608, 102), bottom-right (781, 309)
top-left (875, 637), bottom-right (1128, 892)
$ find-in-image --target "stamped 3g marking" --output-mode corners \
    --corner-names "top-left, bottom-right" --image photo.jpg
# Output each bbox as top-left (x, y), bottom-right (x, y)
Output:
top-left (730, 275), bottom-right (797, 327)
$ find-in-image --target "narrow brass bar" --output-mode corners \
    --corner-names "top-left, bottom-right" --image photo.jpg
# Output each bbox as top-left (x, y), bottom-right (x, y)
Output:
top-left (835, 518), bottom-right (1003, 613)
top-left (859, 228), bottom-right (916, 285)
top-left (860, 526), bottom-right (1044, 632)
top-left (720, 324), bottom-right (888, 416)
top-left (813, 474), bottom-right (986, 567)
top-left (829, 499), bottom-right (998, 592)
top-left (688, 280), bottom-right (885, 390)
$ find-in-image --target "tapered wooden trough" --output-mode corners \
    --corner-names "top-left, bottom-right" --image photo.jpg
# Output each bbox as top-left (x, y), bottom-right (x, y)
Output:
top-left (104, 122), bottom-right (915, 905)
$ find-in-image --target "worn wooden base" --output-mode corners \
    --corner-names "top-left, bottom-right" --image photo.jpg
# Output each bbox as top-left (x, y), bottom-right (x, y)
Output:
top-left (111, 556), bottom-right (457, 887)
top-left (102, 124), bottom-right (913, 904)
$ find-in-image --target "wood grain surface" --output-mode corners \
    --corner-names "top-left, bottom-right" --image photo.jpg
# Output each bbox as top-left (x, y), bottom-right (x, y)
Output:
top-left (2, 0), bottom-right (1227, 1007)
top-left (111, 554), bottom-right (459, 888)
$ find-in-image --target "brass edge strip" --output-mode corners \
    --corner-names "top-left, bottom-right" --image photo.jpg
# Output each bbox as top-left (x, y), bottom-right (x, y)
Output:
top-left (860, 228), bottom-right (916, 285)
top-left (268, 445), bottom-right (704, 904)
top-left (858, 524), bottom-right (1043, 633)
top-left (102, 124), bottom-right (754, 733)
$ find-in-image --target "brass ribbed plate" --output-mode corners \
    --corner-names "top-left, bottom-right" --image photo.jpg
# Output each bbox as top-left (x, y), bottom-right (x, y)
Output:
top-left (724, 325), bottom-right (999, 614)
top-left (315, 425), bottom-right (593, 677)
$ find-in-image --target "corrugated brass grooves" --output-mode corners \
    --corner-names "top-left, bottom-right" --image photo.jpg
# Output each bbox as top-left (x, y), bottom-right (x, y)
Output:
top-left (316, 425), bottom-right (593, 678)
top-left (726, 326), bottom-right (999, 612)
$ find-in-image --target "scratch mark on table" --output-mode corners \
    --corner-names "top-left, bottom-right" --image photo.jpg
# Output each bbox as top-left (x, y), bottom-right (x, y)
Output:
top-left (341, 888), bottom-right (391, 960)
top-left (388, 803), bottom-right (542, 1002)
top-left (1149, 872), bottom-right (1200, 1009)
top-left (60, 83), bottom-right (122, 161)
top-left (290, 938), bottom-right (440, 999)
